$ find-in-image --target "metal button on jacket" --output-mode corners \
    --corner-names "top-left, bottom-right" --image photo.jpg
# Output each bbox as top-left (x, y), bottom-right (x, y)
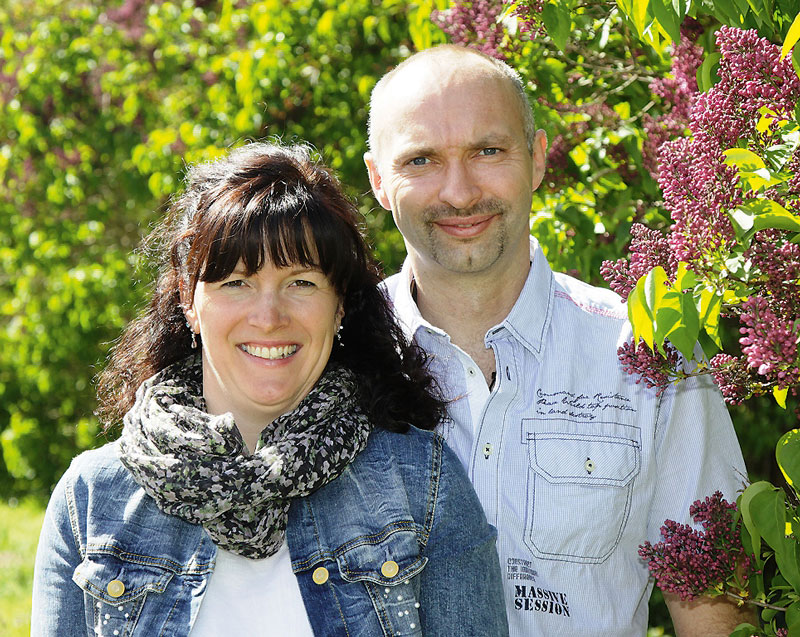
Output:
top-left (380, 560), bottom-right (399, 578)
top-left (312, 567), bottom-right (329, 585)
top-left (107, 579), bottom-right (125, 598)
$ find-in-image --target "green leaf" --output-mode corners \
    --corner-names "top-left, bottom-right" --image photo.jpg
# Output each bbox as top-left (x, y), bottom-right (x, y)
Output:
top-left (673, 262), bottom-right (697, 291)
top-left (628, 274), bottom-right (655, 349)
top-left (740, 481), bottom-right (775, 560)
top-left (776, 430), bottom-right (800, 488)
top-left (616, 0), bottom-right (649, 37)
top-left (786, 599), bottom-right (800, 628)
top-left (697, 52), bottom-right (721, 92)
top-left (644, 266), bottom-right (670, 312)
top-left (666, 292), bottom-right (700, 360)
top-left (793, 45), bottom-right (800, 83)
top-left (542, 2), bottom-right (571, 51)
top-left (723, 147), bottom-right (767, 171)
top-left (697, 288), bottom-right (723, 346)
top-left (749, 485), bottom-right (786, 551)
top-left (729, 198), bottom-right (800, 241)
top-left (729, 625), bottom-right (762, 637)
top-left (650, 0), bottom-right (681, 43)
top-left (781, 10), bottom-right (800, 61)
top-left (775, 386), bottom-right (789, 408)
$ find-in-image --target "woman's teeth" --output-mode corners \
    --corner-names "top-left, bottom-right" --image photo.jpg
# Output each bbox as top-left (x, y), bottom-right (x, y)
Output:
top-left (241, 344), bottom-right (297, 360)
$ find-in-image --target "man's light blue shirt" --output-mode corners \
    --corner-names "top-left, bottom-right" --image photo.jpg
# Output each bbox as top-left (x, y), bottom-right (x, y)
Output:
top-left (384, 237), bottom-right (747, 637)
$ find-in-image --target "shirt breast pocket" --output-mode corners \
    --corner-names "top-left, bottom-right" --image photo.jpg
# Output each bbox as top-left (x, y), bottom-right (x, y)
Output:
top-left (522, 419), bottom-right (641, 564)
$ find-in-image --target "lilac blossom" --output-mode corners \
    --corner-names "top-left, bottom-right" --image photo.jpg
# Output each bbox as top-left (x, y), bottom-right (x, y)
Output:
top-left (639, 492), bottom-right (752, 601)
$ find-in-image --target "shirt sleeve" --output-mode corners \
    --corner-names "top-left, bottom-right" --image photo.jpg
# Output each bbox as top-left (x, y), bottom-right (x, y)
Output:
top-left (647, 370), bottom-right (747, 543)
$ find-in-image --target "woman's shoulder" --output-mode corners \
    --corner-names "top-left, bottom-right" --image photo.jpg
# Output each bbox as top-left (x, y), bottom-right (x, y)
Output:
top-left (55, 440), bottom-right (141, 502)
top-left (364, 426), bottom-right (445, 470)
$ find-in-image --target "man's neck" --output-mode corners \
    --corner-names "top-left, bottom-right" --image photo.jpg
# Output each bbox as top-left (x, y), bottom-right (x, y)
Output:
top-left (411, 254), bottom-right (530, 383)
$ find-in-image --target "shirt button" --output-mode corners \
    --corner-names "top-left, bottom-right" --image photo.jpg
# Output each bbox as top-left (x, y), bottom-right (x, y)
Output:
top-left (585, 458), bottom-right (596, 474)
top-left (381, 560), bottom-right (399, 578)
top-left (106, 580), bottom-right (125, 598)
top-left (483, 443), bottom-right (493, 458)
top-left (467, 368), bottom-right (476, 376)
top-left (312, 567), bottom-right (329, 585)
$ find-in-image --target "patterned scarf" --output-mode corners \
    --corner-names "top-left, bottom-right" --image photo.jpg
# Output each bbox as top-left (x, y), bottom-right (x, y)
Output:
top-left (118, 355), bottom-right (372, 559)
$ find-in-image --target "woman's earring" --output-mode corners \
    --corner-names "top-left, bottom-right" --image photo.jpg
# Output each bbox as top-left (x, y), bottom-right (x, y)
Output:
top-left (186, 320), bottom-right (198, 349)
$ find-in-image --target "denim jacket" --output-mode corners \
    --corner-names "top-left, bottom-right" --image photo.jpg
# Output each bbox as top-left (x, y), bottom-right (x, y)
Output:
top-left (32, 426), bottom-right (508, 636)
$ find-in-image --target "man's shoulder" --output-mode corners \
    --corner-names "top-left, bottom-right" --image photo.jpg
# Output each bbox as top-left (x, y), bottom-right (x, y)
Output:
top-left (551, 271), bottom-right (628, 322)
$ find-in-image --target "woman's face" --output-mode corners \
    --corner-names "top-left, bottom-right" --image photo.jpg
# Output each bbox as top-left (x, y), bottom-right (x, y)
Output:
top-left (186, 258), bottom-right (343, 433)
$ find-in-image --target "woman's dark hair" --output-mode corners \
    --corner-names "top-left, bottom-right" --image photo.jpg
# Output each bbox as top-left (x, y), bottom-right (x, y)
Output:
top-left (96, 141), bottom-right (444, 432)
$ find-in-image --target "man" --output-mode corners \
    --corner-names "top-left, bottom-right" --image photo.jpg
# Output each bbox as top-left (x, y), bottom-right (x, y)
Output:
top-left (364, 45), bottom-right (749, 636)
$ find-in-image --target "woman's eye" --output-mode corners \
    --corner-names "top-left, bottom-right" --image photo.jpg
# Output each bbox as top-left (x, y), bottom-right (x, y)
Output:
top-left (221, 279), bottom-right (246, 288)
top-left (290, 279), bottom-right (316, 288)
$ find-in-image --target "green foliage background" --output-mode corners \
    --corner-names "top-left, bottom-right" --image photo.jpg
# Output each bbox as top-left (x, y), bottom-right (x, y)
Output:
top-left (0, 0), bottom-right (447, 497)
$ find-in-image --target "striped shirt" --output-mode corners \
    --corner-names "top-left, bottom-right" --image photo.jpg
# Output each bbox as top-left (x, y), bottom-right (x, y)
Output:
top-left (384, 238), bottom-right (746, 637)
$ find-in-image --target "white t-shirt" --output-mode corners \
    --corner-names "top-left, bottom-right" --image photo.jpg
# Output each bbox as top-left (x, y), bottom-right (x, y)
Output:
top-left (190, 540), bottom-right (314, 636)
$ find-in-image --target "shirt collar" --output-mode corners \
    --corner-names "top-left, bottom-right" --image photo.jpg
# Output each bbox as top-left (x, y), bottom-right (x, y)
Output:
top-left (392, 237), bottom-right (555, 360)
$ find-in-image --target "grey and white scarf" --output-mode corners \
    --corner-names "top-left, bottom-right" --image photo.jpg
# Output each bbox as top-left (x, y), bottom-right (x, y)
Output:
top-left (119, 355), bottom-right (372, 559)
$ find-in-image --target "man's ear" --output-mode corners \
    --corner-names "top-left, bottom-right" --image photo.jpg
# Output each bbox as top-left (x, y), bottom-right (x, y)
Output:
top-left (364, 152), bottom-right (392, 211)
top-left (531, 129), bottom-right (548, 193)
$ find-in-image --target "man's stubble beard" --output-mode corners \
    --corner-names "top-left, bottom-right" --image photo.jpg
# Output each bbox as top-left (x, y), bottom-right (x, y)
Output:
top-left (421, 198), bottom-right (513, 274)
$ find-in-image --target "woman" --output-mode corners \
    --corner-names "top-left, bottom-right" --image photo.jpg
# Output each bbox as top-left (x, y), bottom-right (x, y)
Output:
top-left (32, 142), bottom-right (508, 636)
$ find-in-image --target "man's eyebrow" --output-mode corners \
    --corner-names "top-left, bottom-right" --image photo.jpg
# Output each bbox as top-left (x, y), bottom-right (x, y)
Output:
top-left (471, 134), bottom-right (515, 148)
top-left (394, 145), bottom-right (436, 161)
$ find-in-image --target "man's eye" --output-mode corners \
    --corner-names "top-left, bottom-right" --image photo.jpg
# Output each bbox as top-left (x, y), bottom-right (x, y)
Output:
top-left (479, 148), bottom-right (500, 156)
top-left (409, 157), bottom-right (429, 166)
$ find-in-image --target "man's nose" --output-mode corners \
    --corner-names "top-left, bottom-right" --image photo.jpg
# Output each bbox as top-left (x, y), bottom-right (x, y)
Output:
top-left (248, 291), bottom-right (290, 330)
top-left (437, 162), bottom-right (481, 210)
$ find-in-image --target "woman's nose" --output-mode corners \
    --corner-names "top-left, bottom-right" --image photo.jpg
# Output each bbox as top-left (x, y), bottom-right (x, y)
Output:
top-left (248, 292), bottom-right (290, 329)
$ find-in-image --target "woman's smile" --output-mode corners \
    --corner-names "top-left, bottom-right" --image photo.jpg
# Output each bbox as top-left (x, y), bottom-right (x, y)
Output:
top-left (239, 343), bottom-right (299, 361)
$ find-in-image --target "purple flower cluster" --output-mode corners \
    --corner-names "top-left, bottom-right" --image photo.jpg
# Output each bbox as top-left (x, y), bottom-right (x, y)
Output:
top-left (709, 354), bottom-right (752, 405)
top-left (639, 492), bottom-right (752, 601)
top-left (601, 223), bottom-right (678, 299)
top-left (617, 339), bottom-right (681, 396)
top-left (510, 0), bottom-right (545, 36)
top-left (431, 0), bottom-right (509, 60)
top-left (659, 131), bottom-right (741, 262)
top-left (642, 20), bottom-right (704, 176)
top-left (739, 297), bottom-right (800, 389)
top-left (600, 25), bottom-right (800, 403)
top-left (693, 26), bottom-right (800, 144)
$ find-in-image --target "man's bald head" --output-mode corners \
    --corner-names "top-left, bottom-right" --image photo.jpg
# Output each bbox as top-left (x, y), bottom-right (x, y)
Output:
top-left (367, 45), bottom-right (535, 161)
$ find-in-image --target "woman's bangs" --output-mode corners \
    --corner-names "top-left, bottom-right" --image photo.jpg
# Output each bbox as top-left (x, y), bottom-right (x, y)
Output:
top-left (197, 193), bottom-right (345, 286)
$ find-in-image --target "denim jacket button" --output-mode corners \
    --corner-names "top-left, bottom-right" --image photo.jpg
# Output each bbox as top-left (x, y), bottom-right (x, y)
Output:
top-left (312, 567), bottom-right (329, 585)
top-left (380, 560), bottom-right (399, 578)
top-left (106, 579), bottom-right (125, 598)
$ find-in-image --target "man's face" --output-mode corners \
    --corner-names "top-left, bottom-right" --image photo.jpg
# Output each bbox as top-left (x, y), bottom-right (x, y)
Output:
top-left (365, 66), bottom-right (546, 277)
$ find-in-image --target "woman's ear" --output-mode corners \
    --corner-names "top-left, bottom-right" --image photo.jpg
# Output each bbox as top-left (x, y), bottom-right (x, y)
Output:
top-left (335, 304), bottom-right (345, 331)
top-left (178, 279), bottom-right (198, 331)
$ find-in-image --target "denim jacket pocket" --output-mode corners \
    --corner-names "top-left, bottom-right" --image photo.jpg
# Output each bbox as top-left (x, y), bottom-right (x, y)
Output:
top-left (296, 526), bottom-right (428, 637)
top-left (72, 553), bottom-right (174, 636)
top-left (522, 418), bottom-right (641, 564)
